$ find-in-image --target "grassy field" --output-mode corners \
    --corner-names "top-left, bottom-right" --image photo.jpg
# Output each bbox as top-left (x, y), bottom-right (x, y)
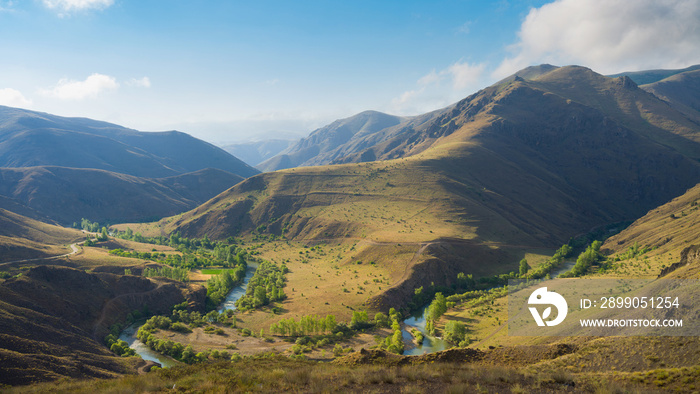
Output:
top-left (200, 268), bottom-right (226, 275)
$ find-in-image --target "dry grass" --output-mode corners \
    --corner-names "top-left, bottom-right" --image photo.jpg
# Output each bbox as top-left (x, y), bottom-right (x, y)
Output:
top-left (11, 355), bottom-right (652, 393)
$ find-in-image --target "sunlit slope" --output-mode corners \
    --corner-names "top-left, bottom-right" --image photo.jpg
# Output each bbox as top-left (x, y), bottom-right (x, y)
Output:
top-left (333, 66), bottom-right (700, 165)
top-left (601, 182), bottom-right (700, 277)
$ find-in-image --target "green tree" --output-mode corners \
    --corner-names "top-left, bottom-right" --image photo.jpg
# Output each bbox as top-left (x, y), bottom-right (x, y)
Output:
top-left (99, 226), bottom-right (109, 241)
top-left (350, 310), bottom-right (369, 329)
top-left (374, 312), bottom-right (389, 328)
top-left (444, 320), bottom-right (467, 344)
top-left (519, 259), bottom-right (530, 276)
top-left (254, 286), bottom-right (267, 307)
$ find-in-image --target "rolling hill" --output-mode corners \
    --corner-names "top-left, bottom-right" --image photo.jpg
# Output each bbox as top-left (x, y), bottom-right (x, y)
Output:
top-left (0, 106), bottom-right (259, 179)
top-left (0, 208), bottom-right (83, 263)
top-left (0, 166), bottom-right (244, 225)
top-left (151, 65), bottom-right (700, 309)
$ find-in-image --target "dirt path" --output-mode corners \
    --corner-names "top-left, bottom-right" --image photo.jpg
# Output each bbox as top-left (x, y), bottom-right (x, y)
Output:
top-left (0, 242), bottom-right (82, 268)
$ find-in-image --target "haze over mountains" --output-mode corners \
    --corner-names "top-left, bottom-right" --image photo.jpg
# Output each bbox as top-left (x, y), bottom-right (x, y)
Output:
top-left (256, 111), bottom-right (408, 172)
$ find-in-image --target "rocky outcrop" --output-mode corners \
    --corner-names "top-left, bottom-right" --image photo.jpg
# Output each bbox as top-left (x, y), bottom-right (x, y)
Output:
top-left (658, 245), bottom-right (700, 277)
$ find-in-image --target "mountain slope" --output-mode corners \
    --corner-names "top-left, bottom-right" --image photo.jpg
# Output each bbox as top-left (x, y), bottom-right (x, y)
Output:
top-left (335, 66), bottom-right (700, 164)
top-left (257, 111), bottom-right (407, 172)
top-left (0, 265), bottom-right (204, 385)
top-left (0, 166), bottom-right (244, 225)
top-left (641, 68), bottom-right (700, 125)
top-left (601, 181), bottom-right (700, 278)
top-left (0, 106), bottom-right (259, 178)
top-left (608, 64), bottom-right (700, 85)
top-left (0, 208), bottom-right (83, 263)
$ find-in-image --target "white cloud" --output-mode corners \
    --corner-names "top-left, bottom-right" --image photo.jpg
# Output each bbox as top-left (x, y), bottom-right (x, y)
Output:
top-left (456, 21), bottom-right (472, 35)
top-left (0, 88), bottom-right (32, 107)
top-left (40, 73), bottom-right (119, 100)
top-left (494, 0), bottom-right (700, 78)
top-left (128, 77), bottom-right (151, 88)
top-left (391, 61), bottom-right (486, 114)
top-left (0, 1), bottom-right (16, 12)
top-left (448, 62), bottom-right (486, 90)
top-left (42, 0), bottom-right (113, 12)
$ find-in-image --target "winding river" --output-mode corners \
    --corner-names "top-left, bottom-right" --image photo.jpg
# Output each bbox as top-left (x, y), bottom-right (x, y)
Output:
top-left (120, 259), bottom-right (576, 365)
top-left (118, 263), bottom-right (257, 368)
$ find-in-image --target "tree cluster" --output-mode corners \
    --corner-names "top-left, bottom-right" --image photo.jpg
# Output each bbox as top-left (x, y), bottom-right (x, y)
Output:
top-left (269, 314), bottom-right (337, 336)
top-left (235, 261), bottom-right (287, 311)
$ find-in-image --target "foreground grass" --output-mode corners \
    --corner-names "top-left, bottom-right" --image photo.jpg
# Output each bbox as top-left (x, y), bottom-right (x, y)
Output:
top-left (12, 353), bottom-right (657, 393)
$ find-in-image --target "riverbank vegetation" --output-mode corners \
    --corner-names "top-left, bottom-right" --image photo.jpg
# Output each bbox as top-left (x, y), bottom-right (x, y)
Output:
top-left (234, 260), bottom-right (287, 311)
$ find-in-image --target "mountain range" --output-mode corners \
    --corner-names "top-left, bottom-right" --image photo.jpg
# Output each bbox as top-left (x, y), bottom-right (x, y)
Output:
top-left (258, 65), bottom-right (700, 172)
top-left (0, 107), bottom-right (261, 225)
top-left (157, 65), bottom-right (700, 308)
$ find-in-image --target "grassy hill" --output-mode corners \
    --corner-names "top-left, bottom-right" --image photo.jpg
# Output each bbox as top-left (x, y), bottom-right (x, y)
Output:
top-left (0, 166), bottom-right (244, 225)
top-left (0, 105), bottom-right (259, 179)
top-left (0, 208), bottom-right (83, 263)
top-left (599, 182), bottom-right (700, 277)
top-left (0, 265), bottom-right (205, 385)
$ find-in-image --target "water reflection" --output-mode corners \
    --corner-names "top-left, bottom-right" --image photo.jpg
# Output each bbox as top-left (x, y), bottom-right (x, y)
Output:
top-left (402, 306), bottom-right (450, 355)
top-left (118, 322), bottom-right (180, 368)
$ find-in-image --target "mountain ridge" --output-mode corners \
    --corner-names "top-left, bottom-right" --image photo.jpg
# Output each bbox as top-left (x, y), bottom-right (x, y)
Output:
top-left (257, 110), bottom-right (408, 171)
top-left (0, 106), bottom-right (259, 178)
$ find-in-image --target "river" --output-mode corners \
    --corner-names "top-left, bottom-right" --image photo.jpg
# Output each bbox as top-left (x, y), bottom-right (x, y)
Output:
top-left (118, 321), bottom-right (181, 368)
top-left (218, 262), bottom-right (258, 312)
top-left (401, 305), bottom-right (450, 355)
top-left (118, 262), bottom-right (257, 368)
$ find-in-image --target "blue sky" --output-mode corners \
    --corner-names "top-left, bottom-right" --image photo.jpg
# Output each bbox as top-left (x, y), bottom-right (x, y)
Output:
top-left (1, 0), bottom-right (699, 144)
